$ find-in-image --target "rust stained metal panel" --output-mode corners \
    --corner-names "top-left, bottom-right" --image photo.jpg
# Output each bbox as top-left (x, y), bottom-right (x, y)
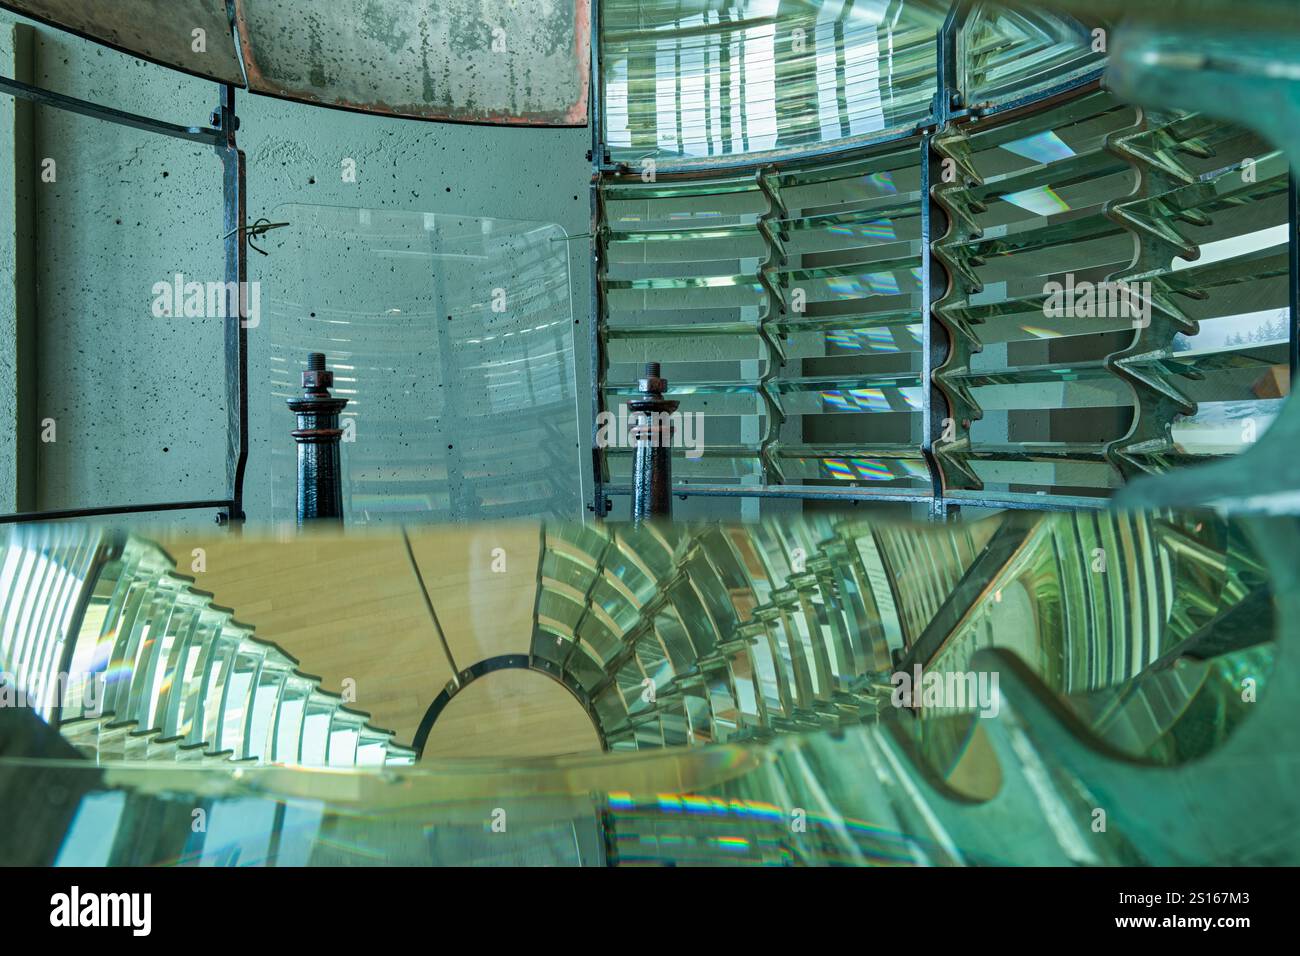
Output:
top-left (0, 0), bottom-right (245, 85)
top-left (233, 0), bottom-right (590, 126)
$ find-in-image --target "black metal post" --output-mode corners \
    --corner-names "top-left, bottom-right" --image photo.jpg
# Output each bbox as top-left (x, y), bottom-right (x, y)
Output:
top-left (288, 353), bottom-right (348, 524)
top-left (630, 362), bottom-right (677, 525)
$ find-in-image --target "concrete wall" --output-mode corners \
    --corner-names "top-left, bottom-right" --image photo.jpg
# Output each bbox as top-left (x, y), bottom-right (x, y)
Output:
top-left (0, 11), bottom-right (592, 525)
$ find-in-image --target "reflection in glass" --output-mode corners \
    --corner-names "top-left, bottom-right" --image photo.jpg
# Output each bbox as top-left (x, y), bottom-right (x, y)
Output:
top-left (602, 0), bottom-right (945, 166)
top-left (599, 141), bottom-right (929, 491)
top-left (263, 205), bottom-right (581, 524)
top-left (1, 513), bottom-right (1290, 866)
top-left (932, 90), bottom-right (1291, 497)
top-left (958, 3), bottom-right (1107, 108)
top-left (1, 0), bottom-right (590, 126)
top-left (0, 527), bottom-right (415, 767)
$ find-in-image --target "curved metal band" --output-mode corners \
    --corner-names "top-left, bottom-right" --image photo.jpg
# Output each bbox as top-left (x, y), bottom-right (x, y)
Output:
top-left (412, 654), bottom-right (609, 758)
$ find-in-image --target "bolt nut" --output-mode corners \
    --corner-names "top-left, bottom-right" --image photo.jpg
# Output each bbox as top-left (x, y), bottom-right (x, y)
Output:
top-left (303, 368), bottom-right (334, 391)
top-left (638, 375), bottom-right (668, 395)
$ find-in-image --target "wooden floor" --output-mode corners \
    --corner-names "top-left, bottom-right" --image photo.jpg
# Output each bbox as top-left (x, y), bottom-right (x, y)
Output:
top-left (156, 523), bottom-right (600, 759)
top-left (421, 669), bottom-right (602, 759)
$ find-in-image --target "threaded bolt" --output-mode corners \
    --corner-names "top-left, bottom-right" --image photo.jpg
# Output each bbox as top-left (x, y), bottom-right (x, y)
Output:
top-left (302, 352), bottom-right (333, 392)
top-left (645, 362), bottom-right (660, 378)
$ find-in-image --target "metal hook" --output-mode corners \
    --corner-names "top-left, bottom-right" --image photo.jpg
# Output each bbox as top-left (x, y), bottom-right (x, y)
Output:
top-left (222, 217), bottom-right (289, 256)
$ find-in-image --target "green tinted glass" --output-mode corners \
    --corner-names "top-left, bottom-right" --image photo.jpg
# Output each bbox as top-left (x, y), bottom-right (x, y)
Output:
top-left (601, 0), bottom-right (946, 167)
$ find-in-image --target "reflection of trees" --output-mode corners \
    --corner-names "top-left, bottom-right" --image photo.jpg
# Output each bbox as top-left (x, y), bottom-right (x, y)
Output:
top-left (1224, 316), bottom-right (1288, 347)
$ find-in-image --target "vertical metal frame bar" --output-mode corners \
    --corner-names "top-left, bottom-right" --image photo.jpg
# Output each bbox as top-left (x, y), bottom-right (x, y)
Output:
top-left (936, 1), bottom-right (965, 126)
top-left (920, 131), bottom-right (947, 520)
top-left (920, 3), bottom-right (968, 521)
top-left (589, 0), bottom-right (604, 170)
top-left (589, 0), bottom-right (609, 519)
top-left (589, 180), bottom-right (607, 519)
top-left (216, 83), bottom-right (249, 526)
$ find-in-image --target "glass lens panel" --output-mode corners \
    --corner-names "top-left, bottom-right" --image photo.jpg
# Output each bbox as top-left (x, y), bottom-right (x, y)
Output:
top-left (2, 513), bottom-right (1289, 867)
top-left (959, 3), bottom-right (1106, 108)
top-left (599, 141), bottom-right (928, 495)
top-left (932, 91), bottom-right (1289, 498)
top-left (262, 204), bottom-right (582, 524)
top-left (602, 0), bottom-right (944, 166)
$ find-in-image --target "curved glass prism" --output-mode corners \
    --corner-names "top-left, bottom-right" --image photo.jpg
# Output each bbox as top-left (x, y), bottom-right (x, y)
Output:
top-left (1, 513), bottom-right (1292, 866)
top-left (958, 2), bottom-right (1107, 108)
top-left (601, 0), bottom-right (946, 167)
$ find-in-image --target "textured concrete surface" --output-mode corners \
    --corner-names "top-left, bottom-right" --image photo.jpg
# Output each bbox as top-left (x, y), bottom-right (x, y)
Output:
top-left (0, 9), bottom-right (591, 523)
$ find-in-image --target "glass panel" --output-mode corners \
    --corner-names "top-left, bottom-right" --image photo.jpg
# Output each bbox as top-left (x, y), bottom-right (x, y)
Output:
top-left (3, 511), bottom-right (1290, 867)
top-left (602, 0), bottom-right (945, 166)
top-left (0, 525), bottom-right (106, 720)
top-left (958, 3), bottom-right (1107, 108)
top-left (262, 204), bottom-right (582, 524)
top-left (273, 676), bottom-right (312, 764)
top-left (300, 695), bottom-right (334, 765)
top-left (599, 140), bottom-right (929, 496)
top-left (1, 526), bottom-right (410, 767)
top-left (31, 108), bottom-right (226, 515)
top-left (197, 797), bottom-right (277, 866)
top-left (931, 91), bottom-right (1289, 497)
top-left (528, 510), bottom-right (1276, 770)
top-left (327, 711), bottom-right (362, 767)
top-left (245, 667), bottom-right (285, 761)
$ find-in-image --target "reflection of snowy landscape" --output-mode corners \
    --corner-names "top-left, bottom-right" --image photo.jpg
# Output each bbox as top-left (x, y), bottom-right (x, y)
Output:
top-left (1173, 399), bottom-right (1281, 454)
top-left (1167, 306), bottom-right (1289, 453)
top-left (1172, 308), bottom-right (1289, 352)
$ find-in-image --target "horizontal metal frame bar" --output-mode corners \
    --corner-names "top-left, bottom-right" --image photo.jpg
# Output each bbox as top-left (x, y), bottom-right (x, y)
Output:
top-left (602, 119), bottom-right (934, 178)
top-left (0, 500), bottom-right (233, 524)
top-left (0, 74), bottom-right (222, 144)
top-left (604, 484), bottom-right (934, 505)
top-left (603, 483), bottom-right (1109, 512)
top-left (958, 65), bottom-right (1108, 124)
top-left (942, 489), bottom-right (1109, 512)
